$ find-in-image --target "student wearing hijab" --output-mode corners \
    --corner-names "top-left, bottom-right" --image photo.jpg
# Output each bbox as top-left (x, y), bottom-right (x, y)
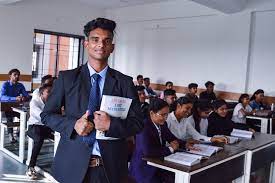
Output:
top-left (129, 98), bottom-right (194, 183)
top-left (167, 97), bottom-right (227, 143)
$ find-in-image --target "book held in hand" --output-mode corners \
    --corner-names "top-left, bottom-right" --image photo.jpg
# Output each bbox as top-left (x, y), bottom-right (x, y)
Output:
top-left (96, 95), bottom-right (132, 140)
top-left (100, 95), bottom-right (132, 119)
top-left (164, 152), bottom-right (203, 166)
top-left (230, 129), bottom-right (253, 139)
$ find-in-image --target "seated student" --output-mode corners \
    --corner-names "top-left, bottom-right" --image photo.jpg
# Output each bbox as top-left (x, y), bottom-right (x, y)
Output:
top-left (129, 98), bottom-right (193, 183)
top-left (26, 84), bottom-right (53, 179)
top-left (136, 85), bottom-right (149, 118)
top-left (163, 89), bottom-right (177, 111)
top-left (0, 68), bottom-right (30, 143)
top-left (144, 77), bottom-right (157, 97)
top-left (136, 75), bottom-right (144, 87)
top-left (207, 99), bottom-right (234, 137)
top-left (199, 81), bottom-right (217, 102)
top-left (232, 94), bottom-right (254, 125)
top-left (160, 81), bottom-right (173, 99)
top-left (249, 89), bottom-right (267, 110)
top-left (185, 83), bottom-right (199, 103)
top-left (167, 97), bottom-right (227, 143)
top-left (32, 75), bottom-right (53, 99)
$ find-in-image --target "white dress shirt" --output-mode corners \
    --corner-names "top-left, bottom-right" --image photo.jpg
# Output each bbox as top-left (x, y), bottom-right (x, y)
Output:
top-left (27, 96), bottom-right (45, 126)
top-left (166, 112), bottom-right (211, 142)
top-left (232, 103), bottom-right (252, 124)
top-left (186, 115), bottom-right (209, 136)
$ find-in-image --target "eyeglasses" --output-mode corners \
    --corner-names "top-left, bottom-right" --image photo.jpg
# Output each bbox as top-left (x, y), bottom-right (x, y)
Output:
top-left (156, 112), bottom-right (169, 118)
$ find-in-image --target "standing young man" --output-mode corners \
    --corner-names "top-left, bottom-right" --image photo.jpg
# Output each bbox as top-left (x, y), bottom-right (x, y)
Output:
top-left (41, 18), bottom-right (143, 183)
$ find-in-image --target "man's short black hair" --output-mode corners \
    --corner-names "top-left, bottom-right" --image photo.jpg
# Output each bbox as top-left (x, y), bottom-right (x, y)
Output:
top-left (84, 18), bottom-right (116, 38)
top-left (144, 78), bottom-right (150, 82)
top-left (41, 75), bottom-right (53, 85)
top-left (165, 81), bottom-right (173, 86)
top-left (8, 68), bottom-right (20, 75)
top-left (136, 85), bottom-right (145, 92)
top-left (137, 75), bottom-right (143, 80)
top-left (39, 84), bottom-right (52, 95)
top-left (188, 83), bottom-right (198, 89)
top-left (164, 89), bottom-right (176, 96)
top-left (205, 81), bottom-right (215, 87)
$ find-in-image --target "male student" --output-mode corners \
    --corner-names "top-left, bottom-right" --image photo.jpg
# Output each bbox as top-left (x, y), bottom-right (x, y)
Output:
top-left (199, 81), bottom-right (217, 102)
top-left (41, 18), bottom-right (143, 183)
top-left (136, 75), bottom-right (144, 87)
top-left (163, 89), bottom-right (177, 106)
top-left (26, 84), bottom-right (53, 179)
top-left (0, 68), bottom-right (29, 142)
top-left (136, 85), bottom-right (149, 118)
top-left (32, 75), bottom-right (54, 99)
top-left (185, 83), bottom-right (199, 103)
top-left (144, 77), bottom-right (157, 97)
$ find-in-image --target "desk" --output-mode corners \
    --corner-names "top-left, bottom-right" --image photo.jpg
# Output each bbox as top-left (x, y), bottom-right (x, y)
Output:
top-left (0, 106), bottom-right (28, 163)
top-left (144, 145), bottom-right (247, 183)
top-left (145, 133), bottom-right (275, 183)
top-left (246, 115), bottom-right (274, 134)
top-left (234, 133), bottom-right (275, 183)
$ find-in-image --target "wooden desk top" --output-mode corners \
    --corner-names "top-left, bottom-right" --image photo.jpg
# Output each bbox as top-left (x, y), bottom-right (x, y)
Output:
top-left (233, 132), bottom-right (275, 150)
top-left (144, 144), bottom-right (246, 173)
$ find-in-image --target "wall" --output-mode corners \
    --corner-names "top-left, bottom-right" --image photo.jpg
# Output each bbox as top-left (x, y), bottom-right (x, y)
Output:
top-left (0, 0), bottom-right (103, 90)
top-left (106, 0), bottom-right (275, 101)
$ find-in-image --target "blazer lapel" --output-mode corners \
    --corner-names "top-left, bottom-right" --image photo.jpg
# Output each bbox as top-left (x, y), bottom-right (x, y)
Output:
top-left (102, 67), bottom-right (116, 96)
top-left (80, 64), bottom-right (91, 112)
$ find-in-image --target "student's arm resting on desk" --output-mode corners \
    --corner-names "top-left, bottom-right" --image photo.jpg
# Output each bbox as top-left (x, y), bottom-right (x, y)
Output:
top-left (104, 79), bottom-right (144, 138)
top-left (41, 71), bottom-right (76, 139)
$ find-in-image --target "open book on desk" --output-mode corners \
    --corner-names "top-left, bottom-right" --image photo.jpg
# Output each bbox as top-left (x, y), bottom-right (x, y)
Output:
top-left (96, 95), bottom-right (132, 140)
top-left (230, 129), bottom-right (253, 139)
top-left (187, 144), bottom-right (223, 157)
top-left (164, 152), bottom-right (203, 166)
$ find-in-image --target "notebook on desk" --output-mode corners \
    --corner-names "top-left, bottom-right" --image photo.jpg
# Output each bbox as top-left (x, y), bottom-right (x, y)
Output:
top-left (255, 110), bottom-right (273, 117)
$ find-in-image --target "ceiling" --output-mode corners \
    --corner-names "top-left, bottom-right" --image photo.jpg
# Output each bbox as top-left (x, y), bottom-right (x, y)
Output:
top-left (0, 0), bottom-right (271, 13)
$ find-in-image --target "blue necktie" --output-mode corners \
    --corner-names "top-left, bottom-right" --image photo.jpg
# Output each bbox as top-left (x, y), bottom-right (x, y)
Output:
top-left (82, 73), bottom-right (101, 150)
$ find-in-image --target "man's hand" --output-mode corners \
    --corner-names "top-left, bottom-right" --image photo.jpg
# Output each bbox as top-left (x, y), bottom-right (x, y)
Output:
top-left (211, 136), bottom-right (228, 144)
top-left (170, 140), bottom-right (179, 151)
top-left (94, 111), bottom-right (111, 132)
top-left (74, 111), bottom-right (94, 136)
top-left (186, 138), bottom-right (200, 151)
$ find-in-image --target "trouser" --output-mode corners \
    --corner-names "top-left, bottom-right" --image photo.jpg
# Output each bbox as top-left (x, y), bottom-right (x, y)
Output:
top-left (5, 111), bottom-right (20, 134)
top-left (27, 125), bottom-right (53, 167)
top-left (83, 166), bottom-right (109, 183)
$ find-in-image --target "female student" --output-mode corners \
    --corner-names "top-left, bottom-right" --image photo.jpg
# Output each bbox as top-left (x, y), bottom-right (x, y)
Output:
top-left (232, 94), bottom-right (254, 125)
top-left (166, 97), bottom-right (227, 143)
top-left (250, 89), bottom-right (266, 110)
top-left (129, 98), bottom-right (193, 183)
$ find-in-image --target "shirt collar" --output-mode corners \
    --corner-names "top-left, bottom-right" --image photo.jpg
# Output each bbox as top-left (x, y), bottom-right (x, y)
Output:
top-left (87, 62), bottom-right (108, 80)
top-left (170, 112), bottom-right (185, 123)
top-left (152, 121), bottom-right (161, 131)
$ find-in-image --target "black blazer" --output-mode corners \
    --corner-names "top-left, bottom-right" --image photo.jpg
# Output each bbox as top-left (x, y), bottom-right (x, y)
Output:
top-left (41, 64), bottom-right (144, 183)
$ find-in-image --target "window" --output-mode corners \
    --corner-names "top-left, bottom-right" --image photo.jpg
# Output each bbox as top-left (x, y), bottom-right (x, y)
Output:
top-left (32, 29), bottom-right (84, 90)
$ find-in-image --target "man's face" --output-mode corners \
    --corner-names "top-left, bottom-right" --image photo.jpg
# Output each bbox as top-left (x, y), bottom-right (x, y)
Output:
top-left (137, 78), bottom-right (143, 86)
top-left (41, 88), bottom-right (52, 102)
top-left (166, 83), bottom-right (173, 90)
top-left (207, 84), bottom-right (214, 93)
top-left (138, 90), bottom-right (146, 103)
top-left (165, 94), bottom-right (177, 105)
top-left (189, 87), bottom-right (197, 95)
top-left (84, 28), bottom-right (114, 62)
top-left (144, 79), bottom-right (150, 87)
top-left (9, 72), bottom-right (20, 83)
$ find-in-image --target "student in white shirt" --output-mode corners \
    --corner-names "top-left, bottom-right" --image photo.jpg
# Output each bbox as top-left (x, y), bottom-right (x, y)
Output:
top-left (32, 75), bottom-right (53, 99)
top-left (26, 84), bottom-right (53, 179)
top-left (232, 94), bottom-right (254, 124)
top-left (166, 97), bottom-right (227, 143)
